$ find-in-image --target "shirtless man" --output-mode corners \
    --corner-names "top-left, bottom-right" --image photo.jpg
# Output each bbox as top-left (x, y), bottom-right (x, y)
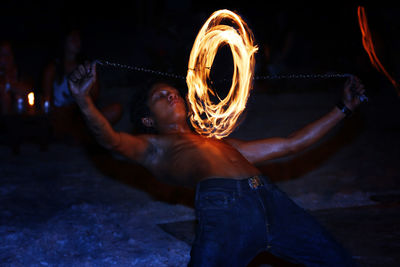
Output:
top-left (68, 62), bottom-right (364, 266)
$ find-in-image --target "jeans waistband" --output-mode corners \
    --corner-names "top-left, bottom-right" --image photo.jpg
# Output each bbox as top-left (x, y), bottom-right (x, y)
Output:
top-left (196, 175), bottom-right (269, 195)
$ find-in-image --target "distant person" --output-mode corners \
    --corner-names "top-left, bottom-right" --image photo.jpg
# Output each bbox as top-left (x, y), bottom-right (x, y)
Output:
top-left (42, 29), bottom-right (122, 144)
top-left (0, 41), bottom-right (32, 115)
top-left (69, 61), bottom-right (364, 266)
top-left (258, 10), bottom-right (295, 77)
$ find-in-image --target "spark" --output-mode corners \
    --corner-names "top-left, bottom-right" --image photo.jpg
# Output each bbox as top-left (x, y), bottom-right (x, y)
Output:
top-left (186, 9), bottom-right (258, 139)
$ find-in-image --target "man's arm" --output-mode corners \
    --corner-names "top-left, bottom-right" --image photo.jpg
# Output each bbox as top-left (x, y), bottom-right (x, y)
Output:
top-left (68, 62), bottom-right (151, 162)
top-left (227, 76), bottom-right (365, 164)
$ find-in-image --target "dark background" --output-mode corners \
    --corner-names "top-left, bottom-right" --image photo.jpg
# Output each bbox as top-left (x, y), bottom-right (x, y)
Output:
top-left (2, 0), bottom-right (399, 93)
top-left (1, 2), bottom-right (400, 266)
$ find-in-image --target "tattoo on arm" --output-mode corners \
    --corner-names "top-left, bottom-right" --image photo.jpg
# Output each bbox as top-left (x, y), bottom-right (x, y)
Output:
top-left (79, 98), bottom-right (120, 149)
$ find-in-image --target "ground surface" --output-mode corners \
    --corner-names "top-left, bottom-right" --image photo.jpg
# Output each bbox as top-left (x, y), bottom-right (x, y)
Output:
top-left (1, 80), bottom-right (400, 266)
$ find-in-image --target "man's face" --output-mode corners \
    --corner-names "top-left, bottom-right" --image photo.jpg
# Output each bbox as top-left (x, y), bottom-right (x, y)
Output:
top-left (146, 83), bottom-right (187, 127)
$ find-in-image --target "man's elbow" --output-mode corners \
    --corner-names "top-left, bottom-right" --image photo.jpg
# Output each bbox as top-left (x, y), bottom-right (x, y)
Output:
top-left (98, 132), bottom-right (121, 151)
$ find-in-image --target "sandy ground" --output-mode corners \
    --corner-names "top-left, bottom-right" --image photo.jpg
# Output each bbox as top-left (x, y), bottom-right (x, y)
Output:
top-left (0, 144), bottom-right (194, 266)
top-left (1, 79), bottom-right (400, 266)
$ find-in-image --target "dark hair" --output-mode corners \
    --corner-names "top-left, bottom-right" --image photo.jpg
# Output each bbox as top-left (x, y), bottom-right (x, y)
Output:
top-left (129, 77), bottom-right (187, 134)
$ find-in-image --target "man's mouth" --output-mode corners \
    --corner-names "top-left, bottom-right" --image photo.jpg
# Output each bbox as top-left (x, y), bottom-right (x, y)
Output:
top-left (170, 99), bottom-right (180, 106)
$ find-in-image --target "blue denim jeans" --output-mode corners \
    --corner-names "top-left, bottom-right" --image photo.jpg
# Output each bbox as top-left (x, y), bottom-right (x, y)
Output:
top-left (188, 176), bottom-right (356, 267)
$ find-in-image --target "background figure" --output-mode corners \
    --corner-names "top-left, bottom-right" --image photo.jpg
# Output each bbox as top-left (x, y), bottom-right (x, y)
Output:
top-left (257, 10), bottom-right (295, 77)
top-left (42, 29), bottom-right (123, 144)
top-left (0, 41), bottom-right (32, 116)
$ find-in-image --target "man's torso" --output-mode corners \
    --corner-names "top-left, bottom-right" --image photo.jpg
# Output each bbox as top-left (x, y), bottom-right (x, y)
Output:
top-left (143, 133), bottom-right (261, 187)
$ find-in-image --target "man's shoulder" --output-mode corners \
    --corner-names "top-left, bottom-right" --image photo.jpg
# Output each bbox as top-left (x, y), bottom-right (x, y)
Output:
top-left (130, 133), bottom-right (171, 166)
top-left (133, 133), bottom-right (169, 152)
top-left (224, 137), bottom-right (246, 146)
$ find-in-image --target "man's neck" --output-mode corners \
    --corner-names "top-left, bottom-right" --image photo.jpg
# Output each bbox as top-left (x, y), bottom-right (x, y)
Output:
top-left (158, 122), bottom-right (192, 135)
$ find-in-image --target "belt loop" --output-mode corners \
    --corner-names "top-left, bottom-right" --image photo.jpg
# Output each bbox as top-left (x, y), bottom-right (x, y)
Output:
top-left (260, 175), bottom-right (270, 185)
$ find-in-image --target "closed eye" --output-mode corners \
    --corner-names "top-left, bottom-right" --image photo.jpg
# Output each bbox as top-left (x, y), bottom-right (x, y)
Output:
top-left (151, 90), bottom-right (168, 102)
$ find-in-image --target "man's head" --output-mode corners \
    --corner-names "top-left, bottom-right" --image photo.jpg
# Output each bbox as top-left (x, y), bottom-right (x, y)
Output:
top-left (130, 78), bottom-right (188, 134)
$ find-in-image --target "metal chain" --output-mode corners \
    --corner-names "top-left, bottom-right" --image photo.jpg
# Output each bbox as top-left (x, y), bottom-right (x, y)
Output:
top-left (96, 59), bottom-right (186, 80)
top-left (254, 73), bottom-right (352, 80)
top-left (96, 59), bottom-right (368, 102)
top-left (96, 59), bottom-right (352, 81)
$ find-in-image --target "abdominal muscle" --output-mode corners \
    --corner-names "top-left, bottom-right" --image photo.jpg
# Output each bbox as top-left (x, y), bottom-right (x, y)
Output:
top-left (150, 133), bottom-right (261, 187)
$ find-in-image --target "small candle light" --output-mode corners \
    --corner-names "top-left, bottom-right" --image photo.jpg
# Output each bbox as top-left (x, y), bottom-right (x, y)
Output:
top-left (16, 97), bottom-right (24, 114)
top-left (43, 100), bottom-right (50, 114)
top-left (27, 91), bottom-right (35, 115)
top-left (28, 92), bottom-right (34, 106)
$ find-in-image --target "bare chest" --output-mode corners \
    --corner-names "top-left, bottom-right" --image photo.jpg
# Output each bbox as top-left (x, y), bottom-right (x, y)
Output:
top-left (147, 134), bottom-right (256, 186)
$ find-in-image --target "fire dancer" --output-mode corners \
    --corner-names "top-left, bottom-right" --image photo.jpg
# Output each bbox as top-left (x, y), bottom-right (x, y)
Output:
top-left (68, 61), bottom-right (364, 266)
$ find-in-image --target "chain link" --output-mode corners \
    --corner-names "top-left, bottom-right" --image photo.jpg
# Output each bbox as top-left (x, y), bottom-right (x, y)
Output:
top-left (96, 59), bottom-right (368, 102)
top-left (96, 59), bottom-right (187, 80)
top-left (254, 73), bottom-right (352, 80)
top-left (96, 59), bottom-right (352, 81)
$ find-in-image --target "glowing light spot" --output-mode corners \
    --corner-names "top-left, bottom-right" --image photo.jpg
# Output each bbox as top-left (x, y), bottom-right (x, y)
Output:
top-left (186, 9), bottom-right (258, 139)
top-left (28, 92), bottom-right (34, 106)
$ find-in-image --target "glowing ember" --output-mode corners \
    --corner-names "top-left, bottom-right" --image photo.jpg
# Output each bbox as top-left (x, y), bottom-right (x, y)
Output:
top-left (357, 6), bottom-right (399, 95)
top-left (186, 9), bottom-right (258, 139)
top-left (28, 92), bottom-right (34, 106)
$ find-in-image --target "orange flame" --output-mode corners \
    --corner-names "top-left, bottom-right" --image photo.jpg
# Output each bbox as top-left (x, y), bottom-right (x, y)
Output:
top-left (186, 9), bottom-right (258, 139)
top-left (357, 6), bottom-right (399, 94)
top-left (28, 92), bottom-right (34, 106)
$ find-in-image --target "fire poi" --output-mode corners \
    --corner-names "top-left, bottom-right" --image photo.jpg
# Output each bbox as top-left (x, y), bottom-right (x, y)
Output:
top-left (97, 8), bottom-right (370, 137)
top-left (186, 9), bottom-right (258, 139)
top-left (357, 6), bottom-right (399, 95)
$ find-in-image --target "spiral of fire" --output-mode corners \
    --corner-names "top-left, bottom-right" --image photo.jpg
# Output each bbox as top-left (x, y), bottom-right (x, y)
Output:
top-left (186, 9), bottom-right (258, 139)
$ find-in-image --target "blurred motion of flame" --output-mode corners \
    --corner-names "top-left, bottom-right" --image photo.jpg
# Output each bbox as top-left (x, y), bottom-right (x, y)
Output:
top-left (186, 9), bottom-right (258, 139)
top-left (357, 6), bottom-right (399, 95)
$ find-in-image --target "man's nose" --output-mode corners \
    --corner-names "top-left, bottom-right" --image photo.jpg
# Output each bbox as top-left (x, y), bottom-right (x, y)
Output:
top-left (168, 93), bottom-right (177, 102)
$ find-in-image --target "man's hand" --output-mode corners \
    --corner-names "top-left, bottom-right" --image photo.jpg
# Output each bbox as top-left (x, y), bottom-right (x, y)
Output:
top-left (68, 61), bottom-right (96, 101)
top-left (343, 75), bottom-right (366, 111)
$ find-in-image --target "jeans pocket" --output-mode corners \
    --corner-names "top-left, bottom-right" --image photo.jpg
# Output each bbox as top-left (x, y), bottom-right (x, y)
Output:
top-left (197, 190), bottom-right (237, 210)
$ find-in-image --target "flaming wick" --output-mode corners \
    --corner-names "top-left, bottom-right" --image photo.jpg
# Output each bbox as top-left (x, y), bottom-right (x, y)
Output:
top-left (28, 92), bottom-right (34, 106)
top-left (186, 9), bottom-right (258, 139)
top-left (357, 6), bottom-right (399, 95)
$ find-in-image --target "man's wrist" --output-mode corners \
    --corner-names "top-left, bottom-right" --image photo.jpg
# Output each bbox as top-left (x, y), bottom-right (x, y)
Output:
top-left (336, 102), bottom-right (353, 117)
top-left (75, 95), bottom-right (92, 110)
